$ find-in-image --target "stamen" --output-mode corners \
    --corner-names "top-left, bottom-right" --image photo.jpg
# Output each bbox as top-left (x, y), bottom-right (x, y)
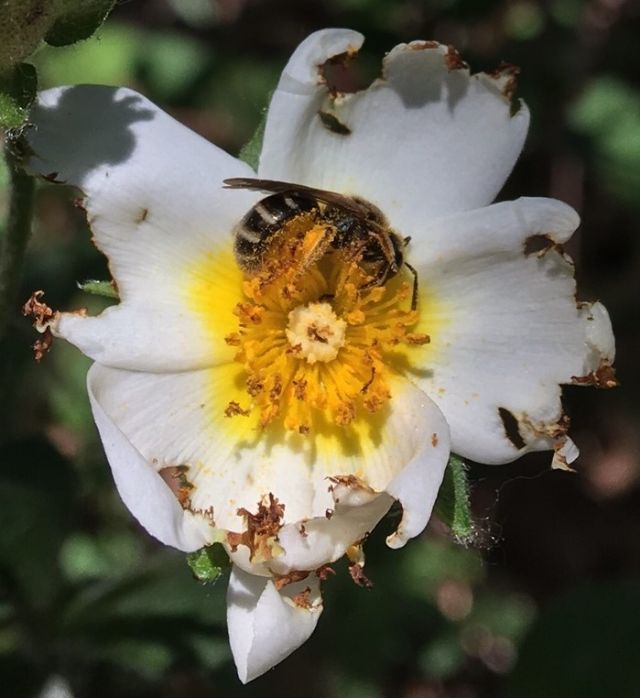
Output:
top-left (227, 222), bottom-right (427, 433)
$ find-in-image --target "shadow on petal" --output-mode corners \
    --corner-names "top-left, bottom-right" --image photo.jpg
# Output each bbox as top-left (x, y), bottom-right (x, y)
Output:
top-left (28, 85), bottom-right (155, 183)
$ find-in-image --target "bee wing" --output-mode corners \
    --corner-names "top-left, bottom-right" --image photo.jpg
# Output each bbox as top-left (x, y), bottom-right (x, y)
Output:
top-left (223, 177), bottom-right (373, 218)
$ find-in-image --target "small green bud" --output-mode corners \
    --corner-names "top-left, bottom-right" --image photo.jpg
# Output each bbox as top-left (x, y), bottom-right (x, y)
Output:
top-left (77, 279), bottom-right (119, 299)
top-left (187, 545), bottom-right (229, 585)
top-left (433, 454), bottom-right (476, 545)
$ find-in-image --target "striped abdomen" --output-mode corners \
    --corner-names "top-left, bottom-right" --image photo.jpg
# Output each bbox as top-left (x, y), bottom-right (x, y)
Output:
top-left (234, 192), bottom-right (319, 271)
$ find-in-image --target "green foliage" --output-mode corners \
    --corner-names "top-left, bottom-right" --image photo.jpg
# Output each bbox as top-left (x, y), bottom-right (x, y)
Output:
top-left (239, 113), bottom-right (267, 171)
top-left (45, 0), bottom-right (116, 47)
top-left (434, 454), bottom-right (476, 544)
top-left (569, 77), bottom-right (640, 207)
top-left (78, 279), bottom-right (119, 299)
top-left (35, 23), bottom-right (140, 87)
top-left (35, 22), bottom-right (211, 103)
top-left (0, 63), bottom-right (37, 130)
top-left (505, 582), bottom-right (640, 697)
top-left (0, 0), bottom-right (115, 130)
top-left (186, 545), bottom-right (229, 585)
top-left (0, 0), bottom-right (116, 70)
top-left (60, 532), bottom-right (143, 581)
top-left (0, 438), bottom-right (75, 603)
top-left (399, 538), bottom-right (485, 597)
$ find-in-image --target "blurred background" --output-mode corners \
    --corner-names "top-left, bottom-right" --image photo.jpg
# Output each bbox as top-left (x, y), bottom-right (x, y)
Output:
top-left (1, 0), bottom-right (639, 696)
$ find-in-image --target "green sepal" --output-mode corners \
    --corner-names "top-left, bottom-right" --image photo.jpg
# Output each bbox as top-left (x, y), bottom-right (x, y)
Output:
top-left (186, 545), bottom-right (229, 585)
top-left (77, 279), bottom-right (119, 299)
top-left (0, 63), bottom-right (37, 129)
top-left (238, 111), bottom-right (267, 171)
top-left (433, 454), bottom-right (476, 545)
top-left (45, 0), bottom-right (116, 47)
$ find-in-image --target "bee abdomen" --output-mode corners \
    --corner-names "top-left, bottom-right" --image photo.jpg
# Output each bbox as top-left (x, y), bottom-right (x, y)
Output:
top-left (234, 192), bottom-right (318, 270)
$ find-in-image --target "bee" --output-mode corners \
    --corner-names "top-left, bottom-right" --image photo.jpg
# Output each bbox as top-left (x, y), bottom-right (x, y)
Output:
top-left (224, 177), bottom-right (419, 309)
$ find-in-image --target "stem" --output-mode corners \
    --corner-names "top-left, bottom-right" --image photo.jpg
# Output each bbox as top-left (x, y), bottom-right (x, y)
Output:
top-left (0, 144), bottom-right (35, 341)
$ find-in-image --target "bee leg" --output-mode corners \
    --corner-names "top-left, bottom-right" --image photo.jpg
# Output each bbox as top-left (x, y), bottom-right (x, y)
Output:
top-left (404, 262), bottom-right (419, 310)
top-left (292, 226), bottom-right (334, 279)
top-left (358, 262), bottom-right (391, 292)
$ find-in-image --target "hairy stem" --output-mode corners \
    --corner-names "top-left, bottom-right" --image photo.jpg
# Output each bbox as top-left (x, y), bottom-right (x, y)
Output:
top-left (0, 144), bottom-right (35, 341)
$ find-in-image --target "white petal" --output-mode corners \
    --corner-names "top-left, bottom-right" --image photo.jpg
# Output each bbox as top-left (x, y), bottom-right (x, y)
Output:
top-left (410, 198), bottom-right (615, 464)
top-left (227, 565), bottom-right (322, 683)
top-left (87, 364), bottom-right (209, 551)
top-left (258, 29), bottom-right (529, 231)
top-left (581, 300), bottom-right (615, 364)
top-left (88, 363), bottom-right (450, 572)
top-left (28, 86), bottom-right (258, 370)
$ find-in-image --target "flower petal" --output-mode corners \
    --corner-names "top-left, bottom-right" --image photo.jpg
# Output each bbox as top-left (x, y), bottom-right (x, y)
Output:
top-left (227, 565), bottom-right (322, 683)
top-left (258, 29), bottom-right (529, 232)
top-left (409, 197), bottom-right (615, 465)
top-left (87, 362), bottom-right (449, 572)
top-left (27, 86), bottom-right (258, 371)
top-left (87, 364), bottom-right (209, 551)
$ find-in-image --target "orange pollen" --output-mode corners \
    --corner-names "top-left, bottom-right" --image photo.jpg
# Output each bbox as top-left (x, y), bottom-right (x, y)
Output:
top-left (229, 222), bottom-right (427, 432)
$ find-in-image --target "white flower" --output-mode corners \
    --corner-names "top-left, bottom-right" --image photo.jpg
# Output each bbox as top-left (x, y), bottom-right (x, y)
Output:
top-left (25, 29), bottom-right (615, 683)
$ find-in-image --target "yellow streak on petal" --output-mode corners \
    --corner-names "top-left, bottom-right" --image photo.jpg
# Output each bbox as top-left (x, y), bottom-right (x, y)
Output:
top-left (180, 240), bottom-right (450, 498)
top-left (183, 243), bottom-right (244, 362)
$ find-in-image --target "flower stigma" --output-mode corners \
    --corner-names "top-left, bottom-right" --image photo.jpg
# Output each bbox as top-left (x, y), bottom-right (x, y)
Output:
top-left (285, 302), bottom-right (346, 364)
top-left (224, 214), bottom-right (431, 434)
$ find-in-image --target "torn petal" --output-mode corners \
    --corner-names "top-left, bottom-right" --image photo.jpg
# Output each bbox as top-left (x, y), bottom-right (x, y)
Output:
top-left (227, 565), bottom-right (322, 683)
top-left (409, 198), bottom-right (615, 465)
top-left (27, 86), bottom-right (258, 372)
top-left (87, 364), bottom-right (209, 551)
top-left (552, 436), bottom-right (579, 471)
top-left (259, 31), bottom-right (530, 232)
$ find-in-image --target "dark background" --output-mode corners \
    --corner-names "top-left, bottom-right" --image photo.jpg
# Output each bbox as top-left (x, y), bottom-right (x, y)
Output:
top-left (1, 0), bottom-right (639, 696)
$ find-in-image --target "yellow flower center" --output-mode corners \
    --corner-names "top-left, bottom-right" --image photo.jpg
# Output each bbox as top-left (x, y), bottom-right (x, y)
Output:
top-left (224, 219), bottom-right (430, 434)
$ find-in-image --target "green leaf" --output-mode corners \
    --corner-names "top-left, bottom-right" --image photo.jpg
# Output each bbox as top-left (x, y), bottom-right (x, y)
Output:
top-left (0, 438), bottom-right (76, 604)
top-left (433, 454), bottom-right (475, 544)
top-left (238, 111), bottom-right (267, 171)
top-left (569, 77), bottom-right (640, 208)
top-left (35, 23), bottom-right (139, 87)
top-left (504, 581), bottom-right (640, 698)
top-left (0, 63), bottom-right (37, 129)
top-left (77, 279), bottom-right (119, 299)
top-left (44, 0), bottom-right (116, 47)
top-left (186, 545), bottom-right (228, 585)
top-left (138, 31), bottom-right (210, 101)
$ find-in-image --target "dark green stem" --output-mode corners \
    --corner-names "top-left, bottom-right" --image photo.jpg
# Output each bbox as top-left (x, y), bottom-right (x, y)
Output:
top-left (0, 144), bottom-right (35, 341)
